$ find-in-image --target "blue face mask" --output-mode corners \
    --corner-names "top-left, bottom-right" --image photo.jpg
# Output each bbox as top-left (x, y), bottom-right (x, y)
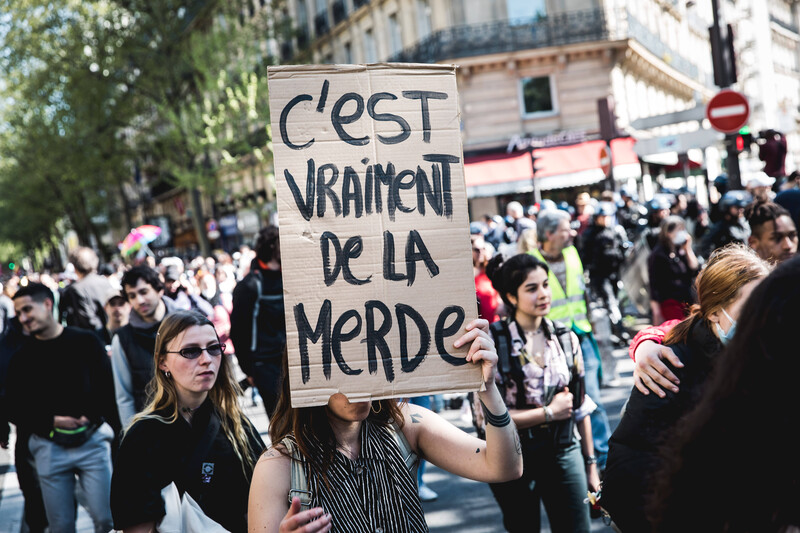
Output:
top-left (715, 308), bottom-right (737, 345)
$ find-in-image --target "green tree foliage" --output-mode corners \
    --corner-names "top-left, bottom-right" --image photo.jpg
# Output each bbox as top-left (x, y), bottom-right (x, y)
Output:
top-left (0, 0), bottom-right (281, 261)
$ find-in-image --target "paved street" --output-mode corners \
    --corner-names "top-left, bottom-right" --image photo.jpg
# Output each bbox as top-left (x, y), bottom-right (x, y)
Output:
top-left (0, 349), bottom-right (634, 533)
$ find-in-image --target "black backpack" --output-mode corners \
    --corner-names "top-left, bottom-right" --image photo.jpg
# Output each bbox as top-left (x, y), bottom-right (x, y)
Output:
top-left (486, 319), bottom-right (586, 446)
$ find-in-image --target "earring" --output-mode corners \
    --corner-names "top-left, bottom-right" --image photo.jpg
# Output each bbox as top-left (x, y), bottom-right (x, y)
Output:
top-left (164, 371), bottom-right (171, 379)
top-left (371, 401), bottom-right (383, 414)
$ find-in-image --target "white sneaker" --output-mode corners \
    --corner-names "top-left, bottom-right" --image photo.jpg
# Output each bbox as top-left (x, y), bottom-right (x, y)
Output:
top-left (418, 484), bottom-right (438, 502)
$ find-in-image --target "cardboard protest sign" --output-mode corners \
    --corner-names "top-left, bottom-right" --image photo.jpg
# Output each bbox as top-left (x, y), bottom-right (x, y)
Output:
top-left (267, 64), bottom-right (481, 407)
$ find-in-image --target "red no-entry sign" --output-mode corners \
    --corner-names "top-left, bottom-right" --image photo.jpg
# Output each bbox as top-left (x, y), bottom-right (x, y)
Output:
top-left (706, 90), bottom-right (750, 133)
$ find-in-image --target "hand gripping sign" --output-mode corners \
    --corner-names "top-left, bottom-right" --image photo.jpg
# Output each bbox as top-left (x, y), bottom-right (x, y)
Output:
top-left (267, 64), bottom-right (481, 407)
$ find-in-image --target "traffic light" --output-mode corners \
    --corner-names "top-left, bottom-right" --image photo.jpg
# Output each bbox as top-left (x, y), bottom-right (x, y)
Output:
top-left (736, 127), bottom-right (753, 153)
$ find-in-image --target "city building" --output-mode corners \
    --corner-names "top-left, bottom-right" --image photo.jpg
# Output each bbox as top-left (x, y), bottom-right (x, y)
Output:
top-left (282, 0), bottom-right (723, 216)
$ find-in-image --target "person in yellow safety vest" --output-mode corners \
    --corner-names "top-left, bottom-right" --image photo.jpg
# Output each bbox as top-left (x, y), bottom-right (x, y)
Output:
top-left (530, 208), bottom-right (611, 471)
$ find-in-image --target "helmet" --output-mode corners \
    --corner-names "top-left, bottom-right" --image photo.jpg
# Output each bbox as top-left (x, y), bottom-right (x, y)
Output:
top-left (719, 190), bottom-right (752, 210)
top-left (469, 221), bottom-right (485, 235)
top-left (619, 185), bottom-right (638, 201)
top-left (539, 199), bottom-right (558, 212)
top-left (647, 196), bottom-right (672, 212)
top-left (595, 201), bottom-right (617, 217)
top-left (714, 174), bottom-right (729, 193)
top-left (525, 204), bottom-right (538, 217)
top-left (557, 201), bottom-right (570, 212)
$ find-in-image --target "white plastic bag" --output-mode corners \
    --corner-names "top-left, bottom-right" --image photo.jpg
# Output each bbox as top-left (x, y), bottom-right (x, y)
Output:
top-left (157, 482), bottom-right (228, 533)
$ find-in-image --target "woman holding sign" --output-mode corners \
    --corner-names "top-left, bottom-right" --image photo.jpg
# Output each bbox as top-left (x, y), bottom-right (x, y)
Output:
top-left (484, 253), bottom-right (600, 533)
top-left (248, 318), bottom-right (522, 533)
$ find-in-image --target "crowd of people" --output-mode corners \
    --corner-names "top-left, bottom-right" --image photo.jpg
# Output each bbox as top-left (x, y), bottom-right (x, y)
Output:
top-left (0, 171), bottom-right (799, 533)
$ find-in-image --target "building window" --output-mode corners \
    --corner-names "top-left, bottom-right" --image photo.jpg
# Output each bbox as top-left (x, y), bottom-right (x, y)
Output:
top-left (388, 14), bottom-right (402, 55)
top-left (520, 76), bottom-right (555, 116)
top-left (364, 28), bottom-right (377, 62)
top-left (343, 42), bottom-right (353, 63)
top-left (296, 1), bottom-right (309, 48)
top-left (507, 0), bottom-right (545, 20)
top-left (416, 0), bottom-right (431, 40)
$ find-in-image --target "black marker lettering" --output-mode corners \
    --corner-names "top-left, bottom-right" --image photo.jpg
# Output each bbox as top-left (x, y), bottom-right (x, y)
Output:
top-left (316, 80), bottom-right (329, 113)
top-left (316, 163), bottom-right (341, 218)
top-left (283, 160), bottom-right (315, 221)
top-left (294, 300), bottom-right (332, 383)
top-left (402, 90), bottom-right (448, 142)
top-left (367, 92), bottom-right (411, 145)
top-left (396, 303), bottom-right (430, 373)
top-left (331, 92), bottom-right (369, 146)
top-left (382, 231), bottom-right (406, 283)
top-left (363, 300), bottom-right (395, 382)
top-left (330, 310), bottom-right (363, 379)
top-left (436, 305), bottom-right (466, 366)
top-left (404, 230), bottom-right (440, 286)
top-left (280, 94), bottom-right (314, 150)
top-left (341, 165), bottom-right (364, 218)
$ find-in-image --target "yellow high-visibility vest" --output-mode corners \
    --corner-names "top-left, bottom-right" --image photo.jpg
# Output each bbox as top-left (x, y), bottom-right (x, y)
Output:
top-left (530, 246), bottom-right (592, 334)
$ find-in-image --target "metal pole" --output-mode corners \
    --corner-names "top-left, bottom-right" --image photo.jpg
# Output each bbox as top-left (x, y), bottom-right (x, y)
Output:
top-left (711, 0), bottom-right (742, 190)
top-left (529, 148), bottom-right (541, 205)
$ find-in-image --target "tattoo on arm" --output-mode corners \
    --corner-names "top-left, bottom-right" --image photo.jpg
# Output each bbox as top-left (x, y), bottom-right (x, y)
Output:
top-left (513, 432), bottom-right (522, 456)
top-left (476, 447), bottom-right (480, 454)
top-left (410, 413), bottom-right (423, 424)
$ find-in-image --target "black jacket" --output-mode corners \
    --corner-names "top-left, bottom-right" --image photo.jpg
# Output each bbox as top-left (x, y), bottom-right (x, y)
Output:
top-left (601, 320), bottom-right (722, 531)
top-left (229, 260), bottom-right (285, 376)
top-left (647, 243), bottom-right (698, 304)
top-left (111, 399), bottom-right (264, 532)
top-left (6, 326), bottom-right (122, 438)
top-left (700, 217), bottom-right (751, 258)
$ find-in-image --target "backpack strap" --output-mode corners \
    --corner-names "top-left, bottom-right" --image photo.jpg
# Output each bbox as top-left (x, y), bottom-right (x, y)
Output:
top-left (281, 438), bottom-right (313, 510)
top-left (490, 320), bottom-right (512, 376)
top-left (389, 421), bottom-right (418, 484)
top-left (551, 320), bottom-right (585, 409)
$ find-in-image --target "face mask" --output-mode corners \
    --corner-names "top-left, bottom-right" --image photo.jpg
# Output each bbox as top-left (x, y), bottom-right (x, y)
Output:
top-left (672, 230), bottom-right (688, 246)
top-left (714, 308), bottom-right (737, 345)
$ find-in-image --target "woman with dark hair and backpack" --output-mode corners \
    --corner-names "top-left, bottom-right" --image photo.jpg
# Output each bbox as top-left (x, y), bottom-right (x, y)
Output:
top-left (248, 319), bottom-right (523, 533)
top-left (484, 253), bottom-right (600, 533)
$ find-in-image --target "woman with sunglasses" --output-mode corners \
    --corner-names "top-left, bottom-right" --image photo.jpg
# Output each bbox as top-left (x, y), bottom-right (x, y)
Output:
top-left (111, 310), bottom-right (265, 532)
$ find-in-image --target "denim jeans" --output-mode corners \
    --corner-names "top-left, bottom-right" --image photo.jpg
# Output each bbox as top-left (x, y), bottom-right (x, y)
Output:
top-left (579, 333), bottom-right (610, 469)
top-left (28, 423), bottom-right (114, 533)
top-left (489, 440), bottom-right (591, 533)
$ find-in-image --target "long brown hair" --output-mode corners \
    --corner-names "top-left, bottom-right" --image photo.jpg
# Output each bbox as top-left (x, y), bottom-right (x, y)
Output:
top-left (129, 310), bottom-right (258, 477)
top-left (664, 244), bottom-right (771, 346)
top-left (268, 350), bottom-right (404, 484)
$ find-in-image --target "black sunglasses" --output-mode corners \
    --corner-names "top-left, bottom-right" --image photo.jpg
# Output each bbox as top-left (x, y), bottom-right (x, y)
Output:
top-left (165, 343), bottom-right (226, 359)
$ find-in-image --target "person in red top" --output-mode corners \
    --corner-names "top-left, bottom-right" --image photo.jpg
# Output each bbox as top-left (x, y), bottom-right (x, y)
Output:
top-left (472, 234), bottom-right (502, 322)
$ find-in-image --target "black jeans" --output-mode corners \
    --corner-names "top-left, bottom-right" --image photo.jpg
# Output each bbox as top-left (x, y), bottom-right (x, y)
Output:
top-left (489, 432), bottom-right (590, 533)
top-left (15, 431), bottom-right (48, 533)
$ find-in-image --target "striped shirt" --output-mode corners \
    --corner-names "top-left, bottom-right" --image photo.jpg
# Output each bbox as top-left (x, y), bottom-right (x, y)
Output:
top-left (287, 419), bottom-right (427, 533)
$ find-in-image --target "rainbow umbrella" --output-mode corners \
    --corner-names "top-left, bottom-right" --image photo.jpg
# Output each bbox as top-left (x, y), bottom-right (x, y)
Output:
top-left (119, 225), bottom-right (162, 257)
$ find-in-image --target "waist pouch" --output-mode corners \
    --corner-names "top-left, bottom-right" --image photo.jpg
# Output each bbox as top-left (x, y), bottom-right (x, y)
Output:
top-left (520, 419), bottom-right (575, 450)
top-left (49, 423), bottom-right (98, 448)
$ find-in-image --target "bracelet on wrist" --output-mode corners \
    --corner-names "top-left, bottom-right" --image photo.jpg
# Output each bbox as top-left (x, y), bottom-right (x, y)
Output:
top-left (543, 406), bottom-right (553, 423)
top-left (479, 399), bottom-right (511, 428)
top-left (584, 454), bottom-right (597, 465)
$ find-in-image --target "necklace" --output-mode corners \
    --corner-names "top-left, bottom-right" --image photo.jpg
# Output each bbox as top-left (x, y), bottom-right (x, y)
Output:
top-left (513, 323), bottom-right (547, 369)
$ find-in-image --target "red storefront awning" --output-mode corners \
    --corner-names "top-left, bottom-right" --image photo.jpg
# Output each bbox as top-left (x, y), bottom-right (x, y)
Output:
top-left (464, 138), bottom-right (640, 197)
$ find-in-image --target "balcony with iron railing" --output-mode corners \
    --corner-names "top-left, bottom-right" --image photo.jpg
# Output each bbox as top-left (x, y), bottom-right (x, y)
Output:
top-left (389, 9), bottom-right (609, 64)
top-left (388, 7), bottom-right (712, 87)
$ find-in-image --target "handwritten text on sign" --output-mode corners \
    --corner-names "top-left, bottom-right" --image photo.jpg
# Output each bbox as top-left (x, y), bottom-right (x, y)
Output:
top-left (267, 64), bottom-right (479, 407)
